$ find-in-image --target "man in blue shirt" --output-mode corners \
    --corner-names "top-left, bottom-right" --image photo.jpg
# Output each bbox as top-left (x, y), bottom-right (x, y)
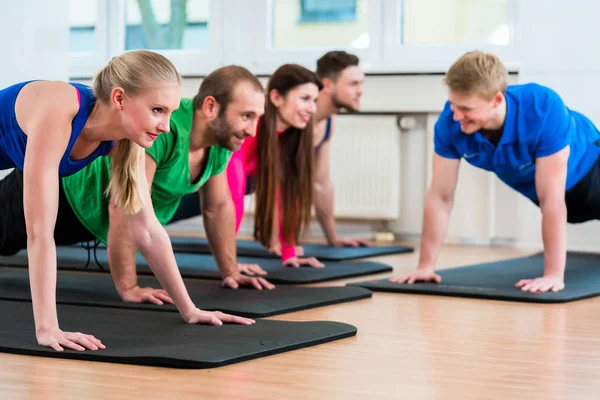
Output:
top-left (392, 51), bottom-right (600, 293)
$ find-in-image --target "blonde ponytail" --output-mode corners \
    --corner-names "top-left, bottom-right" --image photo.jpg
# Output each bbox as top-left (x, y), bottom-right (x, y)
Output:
top-left (106, 140), bottom-right (144, 214)
top-left (93, 50), bottom-right (181, 215)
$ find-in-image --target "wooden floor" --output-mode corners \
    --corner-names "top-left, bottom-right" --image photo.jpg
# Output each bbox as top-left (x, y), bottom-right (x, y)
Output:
top-left (1, 240), bottom-right (600, 400)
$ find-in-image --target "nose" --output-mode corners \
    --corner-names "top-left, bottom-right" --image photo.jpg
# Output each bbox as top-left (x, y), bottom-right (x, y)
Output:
top-left (308, 101), bottom-right (317, 115)
top-left (158, 116), bottom-right (170, 133)
top-left (452, 108), bottom-right (463, 122)
top-left (245, 120), bottom-right (258, 137)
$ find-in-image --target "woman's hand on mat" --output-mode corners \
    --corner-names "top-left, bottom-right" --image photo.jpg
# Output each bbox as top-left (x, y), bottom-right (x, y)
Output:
top-left (120, 286), bottom-right (174, 305)
top-left (331, 238), bottom-right (370, 247)
top-left (514, 275), bottom-right (565, 293)
top-left (183, 308), bottom-right (255, 326)
top-left (37, 327), bottom-right (106, 352)
top-left (222, 273), bottom-right (275, 290)
top-left (389, 268), bottom-right (442, 284)
top-left (283, 257), bottom-right (325, 268)
top-left (238, 263), bottom-right (268, 276)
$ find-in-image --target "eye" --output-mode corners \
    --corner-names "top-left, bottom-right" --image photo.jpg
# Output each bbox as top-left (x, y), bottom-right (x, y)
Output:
top-left (242, 113), bottom-right (252, 120)
top-left (152, 108), bottom-right (163, 114)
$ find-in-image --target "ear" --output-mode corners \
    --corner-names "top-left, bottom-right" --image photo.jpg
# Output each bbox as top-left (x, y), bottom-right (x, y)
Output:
top-left (493, 91), bottom-right (504, 107)
top-left (110, 87), bottom-right (126, 110)
top-left (269, 89), bottom-right (282, 108)
top-left (320, 77), bottom-right (335, 93)
top-left (202, 95), bottom-right (220, 120)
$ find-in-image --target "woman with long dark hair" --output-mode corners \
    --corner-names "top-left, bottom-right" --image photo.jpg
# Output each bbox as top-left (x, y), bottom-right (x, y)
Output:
top-left (227, 64), bottom-right (324, 267)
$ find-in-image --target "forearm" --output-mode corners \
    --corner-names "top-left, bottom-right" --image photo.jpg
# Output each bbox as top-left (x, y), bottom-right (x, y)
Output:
top-left (275, 192), bottom-right (296, 261)
top-left (27, 236), bottom-right (59, 332)
top-left (132, 220), bottom-right (196, 317)
top-left (540, 201), bottom-right (567, 278)
top-left (417, 194), bottom-right (454, 270)
top-left (203, 201), bottom-right (238, 278)
top-left (314, 182), bottom-right (338, 244)
top-left (106, 220), bottom-right (138, 296)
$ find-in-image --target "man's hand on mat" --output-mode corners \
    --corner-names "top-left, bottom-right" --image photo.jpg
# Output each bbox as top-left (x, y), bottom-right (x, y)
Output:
top-left (37, 328), bottom-right (106, 352)
top-left (238, 263), bottom-right (267, 276)
top-left (514, 275), bottom-right (565, 293)
top-left (283, 257), bottom-right (325, 268)
top-left (389, 269), bottom-right (442, 284)
top-left (222, 273), bottom-right (275, 290)
top-left (120, 286), bottom-right (174, 305)
top-left (183, 308), bottom-right (255, 326)
top-left (331, 238), bottom-right (370, 247)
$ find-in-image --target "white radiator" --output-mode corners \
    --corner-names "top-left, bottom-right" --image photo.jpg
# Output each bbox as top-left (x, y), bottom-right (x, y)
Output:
top-left (244, 114), bottom-right (402, 221)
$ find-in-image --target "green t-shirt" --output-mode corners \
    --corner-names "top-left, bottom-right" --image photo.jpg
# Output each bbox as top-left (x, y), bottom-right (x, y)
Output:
top-left (62, 98), bottom-right (232, 244)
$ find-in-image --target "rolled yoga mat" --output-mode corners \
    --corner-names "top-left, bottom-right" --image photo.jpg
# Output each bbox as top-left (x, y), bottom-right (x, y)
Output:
top-left (0, 299), bottom-right (357, 369)
top-left (0, 247), bottom-right (393, 284)
top-left (348, 251), bottom-right (600, 303)
top-left (0, 268), bottom-right (372, 318)
top-left (166, 236), bottom-right (414, 260)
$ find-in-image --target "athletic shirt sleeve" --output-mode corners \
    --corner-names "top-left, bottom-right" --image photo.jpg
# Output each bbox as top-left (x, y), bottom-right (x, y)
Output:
top-left (534, 88), bottom-right (571, 157)
top-left (433, 103), bottom-right (461, 159)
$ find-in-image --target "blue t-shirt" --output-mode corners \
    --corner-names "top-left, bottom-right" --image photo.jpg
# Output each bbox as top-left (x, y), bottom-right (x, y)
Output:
top-left (434, 83), bottom-right (600, 202)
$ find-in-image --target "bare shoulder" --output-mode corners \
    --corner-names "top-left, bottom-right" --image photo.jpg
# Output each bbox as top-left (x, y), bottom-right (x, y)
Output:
top-left (15, 81), bottom-right (81, 129)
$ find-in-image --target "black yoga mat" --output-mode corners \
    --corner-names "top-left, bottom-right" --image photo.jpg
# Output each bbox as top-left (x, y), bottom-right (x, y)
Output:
top-left (349, 251), bottom-right (600, 303)
top-left (0, 300), bottom-right (357, 369)
top-left (167, 236), bottom-right (414, 260)
top-left (0, 268), bottom-right (371, 318)
top-left (0, 247), bottom-right (393, 284)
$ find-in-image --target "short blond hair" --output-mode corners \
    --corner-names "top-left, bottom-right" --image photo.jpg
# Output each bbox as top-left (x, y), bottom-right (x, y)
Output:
top-left (444, 51), bottom-right (508, 99)
top-left (93, 50), bottom-right (181, 215)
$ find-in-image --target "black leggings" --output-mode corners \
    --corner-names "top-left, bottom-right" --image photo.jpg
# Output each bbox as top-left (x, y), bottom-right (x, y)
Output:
top-left (0, 169), bottom-right (95, 256)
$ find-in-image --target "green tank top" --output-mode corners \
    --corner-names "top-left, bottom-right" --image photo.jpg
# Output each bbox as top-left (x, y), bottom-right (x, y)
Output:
top-left (62, 98), bottom-right (232, 244)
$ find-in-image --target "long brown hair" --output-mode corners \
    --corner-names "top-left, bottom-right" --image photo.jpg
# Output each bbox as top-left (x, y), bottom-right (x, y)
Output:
top-left (253, 64), bottom-right (323, 248)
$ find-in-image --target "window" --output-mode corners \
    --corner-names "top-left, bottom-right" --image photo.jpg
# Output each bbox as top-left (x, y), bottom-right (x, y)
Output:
top-left (300, 0), bottom-right (357, 23)
top-left (401, 0), bottom-right (510, 46)
top-left (272, 0), bottom-right (370, 49)
top-left (124, 0), bottom-right (210, 51)
top-left (379, 0), bottom-right (517, 72)
top-left (68, 0), bottom-right (222, 78)
top-left (69, 0), bottom-right (98, 52)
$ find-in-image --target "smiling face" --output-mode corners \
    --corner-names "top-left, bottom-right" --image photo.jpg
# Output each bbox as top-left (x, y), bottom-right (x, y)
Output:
top-left (272, 82), bottom-right (320, 130)
top-left (209, 81), bottom-right (265, 151)
top-left (115, 83), bottom-right (182, 148)
top-left (448, 90), bottom-right (504, 134)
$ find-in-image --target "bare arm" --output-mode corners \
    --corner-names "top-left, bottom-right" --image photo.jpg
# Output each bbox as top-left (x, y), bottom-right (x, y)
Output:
top-left (417, 154), bottom-right (461, 270)
top-left (390, 154), bottom-right (460, 284)
top-left (107, 151), bottom-right (172, 304)
top-left (313, 121), bottom-right (369, 247)
top-left (515, 146), bottom-right (569, 293)
top-left (313, 138), bottom-right (337, 243)
top-left (18, 81), bottom-right (104, 351)
top-left (125, 152), bottom-right (254, 325)
top-left (201, 170), bottom-right (274, 289)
